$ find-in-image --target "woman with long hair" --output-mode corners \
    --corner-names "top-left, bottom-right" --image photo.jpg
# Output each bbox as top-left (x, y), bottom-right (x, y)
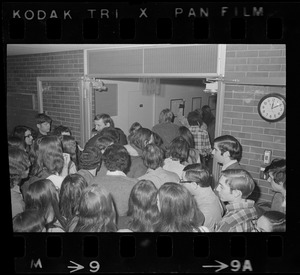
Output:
top-left (12, 125), bottom-right (35, 153)
top-left (59, 174), bottom-right (88, 226)
top-left (13, 209), bottom-right (46, 232)
top-left (61, 135), bottom-right (79, 174)
top-left (24, 178), bottom-right (66, 232)
top-left (68, 185), bottom-right (118, 232)
top-left (154, 182), bottom-right (208, 232)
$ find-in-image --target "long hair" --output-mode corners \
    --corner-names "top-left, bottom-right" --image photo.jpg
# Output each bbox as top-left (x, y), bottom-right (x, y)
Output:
top-left (61, 135), bottom-right (79, 169)
top-left (158, 109), bottom-right (174, 123)
top-left (264, 158), bottom-right (286, 190)
top-left (201, 105), bottom-right (215, 126)
top-left (178, 126), bottom-right (195, 148)
top-left (127, 180), bottom-right (159, 232)
top-left (130, 127), bottom-right (153, 150)
top-left (29, 135), bottom-right (64, 177)
top-left (8, 136), bottom-right (26, 151)
top-left (59, 174), bottom-right (88, 225)
top-left (128, 122), bottom-right (142, 143)
top-left (142, 144), bottom-right (165, 169)
top-left (9, 147), bottom-right (31, 188)
top-left (70, 185), bottom-right (117, 232)
top-left (155, 182), bottom-right (204, 232)
top-left (12, 125), bottom-right (34, 151)
top-left (13, 209), bottom-right (46, 232)
top-left (166, 136), bottom-right (189, 163)
top-left (24, 178), bottom-right (66, 231)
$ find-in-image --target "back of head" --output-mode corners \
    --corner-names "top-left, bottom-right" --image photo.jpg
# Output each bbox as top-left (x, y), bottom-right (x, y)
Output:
top-left (166, 136), bottom-right (189, 163)
top-left (221, 169), bottom-right (255, 199)
top-left (94, 113), bottom-right (115, 128)
top-left (183, 163), bottom-right (210, 187)
top-left (79, 146), bottom-right (102, 170)
top-left (130, 127), bottom-right (153, 150)
top-left (214, 135), bottom-right (242, 162)
top-left (52, 125), bottom-right (72, 136)
top-left (187, 111), bottom-right (203, 126)
top-left (263, 211), bottom-right (286, 232)
top-left (142, 144), bottom-right (164, 169)
top-left (102, 144), bottom-right (130, 173)
top-left (159, 108), bottom-right (174, 123)
top-left (178, 126), bottom-right (195, 148)
top-left (201, 105), bottom-right (215, 125)
top-left (99, 127), bottom-right (120, 143)
top-left (264, 158), bottom-right (286, 189)
top-left (13, 209), bottom-right (46, 232)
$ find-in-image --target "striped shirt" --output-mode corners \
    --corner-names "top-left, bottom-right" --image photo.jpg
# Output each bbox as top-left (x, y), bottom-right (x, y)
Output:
top-left (188, 126), bottom-right (212, 156)
top-left (215, 200), bottom-right (258, 232)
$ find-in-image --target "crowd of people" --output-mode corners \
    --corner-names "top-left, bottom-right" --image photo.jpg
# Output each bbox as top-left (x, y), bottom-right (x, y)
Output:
top-left (9, 107), bottom-right (286, 232)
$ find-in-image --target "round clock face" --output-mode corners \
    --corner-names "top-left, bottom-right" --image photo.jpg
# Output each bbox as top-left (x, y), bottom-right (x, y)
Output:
top-left (258, 93), bottom-right (286, 122)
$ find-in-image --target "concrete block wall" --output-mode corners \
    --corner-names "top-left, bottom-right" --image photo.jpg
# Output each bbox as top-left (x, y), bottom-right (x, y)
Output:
top-left (6, 50), bottom-right (84, 144)
top-left (224, 44), bottom-right (286, 203)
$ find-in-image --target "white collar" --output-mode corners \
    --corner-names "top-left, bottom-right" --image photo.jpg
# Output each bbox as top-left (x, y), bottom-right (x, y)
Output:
top-left (221, 159), bottom-right (238, 171)
top-left (106, 170), bottom-right (127, 177)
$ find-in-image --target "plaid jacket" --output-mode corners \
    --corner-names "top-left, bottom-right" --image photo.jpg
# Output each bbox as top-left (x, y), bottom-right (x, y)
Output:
top-left (188, 126), bottom-right (212, 156)
top-left (215, 200), bottom-right (258, 232)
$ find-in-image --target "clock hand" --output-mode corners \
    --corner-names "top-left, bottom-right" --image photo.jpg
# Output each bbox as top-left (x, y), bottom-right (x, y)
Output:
top-left (272, 104), bottom-right (282, 109)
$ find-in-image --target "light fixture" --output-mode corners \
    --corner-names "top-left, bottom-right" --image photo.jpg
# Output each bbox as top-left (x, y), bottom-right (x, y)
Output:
top-left (81, 76), bottom-right (108, 92)
top-left (203, 80), bottom-right (219, 94)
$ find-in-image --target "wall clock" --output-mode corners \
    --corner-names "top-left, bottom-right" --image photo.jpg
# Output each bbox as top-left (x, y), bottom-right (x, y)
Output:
top-left (257, 93), bottom-right (286, 122)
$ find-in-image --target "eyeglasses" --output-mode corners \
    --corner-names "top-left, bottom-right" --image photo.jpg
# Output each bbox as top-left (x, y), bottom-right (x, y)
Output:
top-left (25, 134), bottom-right (33, 138)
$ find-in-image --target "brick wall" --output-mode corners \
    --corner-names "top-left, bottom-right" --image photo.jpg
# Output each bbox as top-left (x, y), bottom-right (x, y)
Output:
top-left (6, 50), bottom-right (84, 144)
top-left (224, 44), bottom-right (286, 203)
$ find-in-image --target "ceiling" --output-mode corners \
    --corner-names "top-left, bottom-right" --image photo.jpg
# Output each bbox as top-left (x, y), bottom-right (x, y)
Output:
top-left (6, 44), bottom-right (154, 56)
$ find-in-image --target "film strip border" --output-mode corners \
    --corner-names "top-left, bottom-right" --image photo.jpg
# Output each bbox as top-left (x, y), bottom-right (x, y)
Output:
top-left (13, 233), bottom-right (297, 273)
top-left (2, 2), bottom-right (298, 42)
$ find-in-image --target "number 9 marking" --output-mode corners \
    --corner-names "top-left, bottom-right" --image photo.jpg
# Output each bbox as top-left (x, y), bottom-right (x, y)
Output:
top-left (89, 261), bottom-right (100, 273)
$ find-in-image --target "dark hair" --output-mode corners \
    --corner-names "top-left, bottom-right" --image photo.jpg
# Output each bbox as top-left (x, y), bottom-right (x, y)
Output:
top-left (79, 146), bottom-right (102, 170)
top-left (152, 132), bottom-right (164, 148)
top-left (52, 125), bottom-right (72, 136)
top-left (59, 174), bottom-right (88, 225)
top-left (69, 185), bottom-right (117, 232)
top-left (166, 136), bottom-right (189, 163)
top-left (8, 136), bottom-right (26, 151)
top-left (187, 111), bottom-right (203, 126)
top-left (94, 113), bottom-right (115, 128)
top-left (13, 125), bottom-right (34, 139)
top-left (142, 144), bottom-right (165, 169)
top-left (36, 113), bottom-right (52, 124)
top-left (13, 209), bottom-right (46, 232)
top-left (9, 147), bottom-right (31, 188)
top-left (155, 182), bottom-right (205, 232)
top-left (93, 135), bottom-right (115, 152)
top-left (102, 144), bottom-right (130, 173)
top-left (201, 105), bottom-right (215, 126)
top-left (262, 211), bottom-right (286, 232)
top-left (130, 127), bottom-right (153, 150)
top-left (61, 135), bottom-right (78, 169)
top-left (127, 180), bottom-right (159, 232)
top-left (24, 178), bottom-right (66, 231)
top-left (99, 127), bottom-right (120, 143)
top-left (178, 126), bottom-right (195, 148)
top-left (264, 159), bottom-right (286, 189)
top-left (128, 122), bottom-right (142, 143)
top-left (214, 135), bottom-right (243, 162)
top-left (183, 163), bottom-right (211, 188)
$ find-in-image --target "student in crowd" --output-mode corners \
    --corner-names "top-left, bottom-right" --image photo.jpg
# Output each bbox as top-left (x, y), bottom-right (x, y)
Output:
top-left (118, 180), bottom-right (159, 232)
top-left (89, 144), bottom-right (138, 217)
top-left (35, 113), bottom-right (52, 138)
top-left (138, 144), bottom-right (180, 189)
top-left (214, 169), bottom-right (257, 232)
top-left (178, 126), bottom-right (201, 164)
top-left (254, 210), bottom-right (286, 232)
top-left (212, 135), bottom-right (243, 172)
top-left (187, 111), bottom-right (212, 164)
top-left (61, 135), bottom-right (79, 174)
top-left (67, 185), bottom-right (118, 232)
top-left (264, 158), bottom-right (286, 213)
top-left (126, 127), bottom-right (153, 178)
top-left (152, 108), bottom-right (180, 150)
top-left (59, 174), bottom-right (88, 227)
top-left (24, 178), bottom-right (66, 232)
top-left (8, 136), bottom-right (26, 151)
top-left (93, 113), bottom-right (127, 145)
top-left (181, 163), bottom-right (223, 231)
top-left (201, 105), bottom-right (216, 145)
top-left (154, 182), bottom-right (208, 232)
top-left (9, 147), bottom-right (31, 218)
top-left (21, 136), bottom-right (68, 196)
top-left (163, 136), bottom-right (189, 178)
top-left (76, 146), bottom-right (102, 185)
top-left (13, 209), bottom-right (46, 232)
top-left (52, 125), bottom-right (72, 137)
top-left (12, 125), bottom-right (35, 153)
top-left (125, 122), bottom-right (142, 157)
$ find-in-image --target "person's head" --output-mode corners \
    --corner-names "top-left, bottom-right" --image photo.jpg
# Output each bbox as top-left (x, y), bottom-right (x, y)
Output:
top-left (264, 159), bottom-right (286, 193)
top-left (94, 113), bottom-right (114, 132)
top-left (187, 111), bottom-right (203, 127)
top-left (13, 209), bottom-right (46, 232)
top-left (13, 125), bottom-right (34, 147)
top-left (128, 122), bottom-right (142, 142)
top-left (102, 144), bottom-right (130, 173)
top-left (92, 135), bottom-right (115, 153)
top-left (155, 182), bottom-right (205, 232)
top-left (61, 135), bottom-right (78, 166)
top-left (52, 125), bottom-right (72, 137)
top-left (178, 126), bottom-right (195, 148)
top-left (158, 108), bottom-right (174, 123)
top-left (59, 174), bottom-right (88, 223)
top-left (9, 147), bottom-right (31, 188)
top-left (256, 211), bottom-right (286, 232)
top-left (98, 127), bottom-right (120, 144)
top-left (142, 144), bottom-right (165, 170)
top-left (166, 136), bottom-right (189, 163)
top-left (201, 105), bottom-right (215, 125)
top-left (24, 178), bottom-right (66, 230)
top-left (212, 135), bottom-right (243, 164)
top-left (36, 113), bottom-right (52, 135)
top-left (79, 146), bottom-right (102, 171)
top-left (152, 131), bottom-right (164, 148)
top-left (127, 180), bottom-right (159, 232)
top-left (182, 163), bottom-right (211, 188)
top-left (8, 136), bottom-right (26, 151)
top-left (30, 135), bottom-right (64, 177)
top-left (129, 127), bottom-right (153, 150)
top-left (216, 169), bottom-right (255, 202)
top-left (72, 185), bottom-right (117, 232)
